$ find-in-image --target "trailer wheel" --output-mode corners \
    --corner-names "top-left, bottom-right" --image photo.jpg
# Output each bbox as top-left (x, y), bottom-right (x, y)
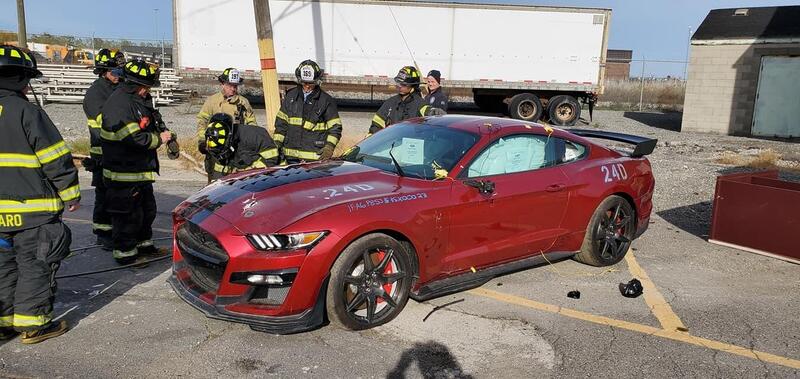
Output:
top-left (547, 95), bottom-right (581, 126)
top-left (508, 93), bottom-right (543, 122)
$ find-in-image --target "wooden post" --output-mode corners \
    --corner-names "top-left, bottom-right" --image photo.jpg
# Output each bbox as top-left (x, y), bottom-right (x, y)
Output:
top-left (253, 0), bottom-right (281, 132)
top-left (16, 0), bottom-right (27, 48)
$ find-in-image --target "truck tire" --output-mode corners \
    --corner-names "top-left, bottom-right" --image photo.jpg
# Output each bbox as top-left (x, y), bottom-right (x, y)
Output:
top-left (547, 95), bottom-right (581, 126)
top-left (508, 93), bottom-right (543, 122)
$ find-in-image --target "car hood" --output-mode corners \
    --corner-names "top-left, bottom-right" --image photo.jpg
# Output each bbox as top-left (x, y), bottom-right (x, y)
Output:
top-left (181, 161), bottom-right (409, 233)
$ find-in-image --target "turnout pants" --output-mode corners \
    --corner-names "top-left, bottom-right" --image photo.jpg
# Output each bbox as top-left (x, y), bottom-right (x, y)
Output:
top-left (91, 169), bottom-right (112, 237)
top-left (105, 183), bottom-right (156, 260)
top-left (0, 221), bottom-right (72, 332)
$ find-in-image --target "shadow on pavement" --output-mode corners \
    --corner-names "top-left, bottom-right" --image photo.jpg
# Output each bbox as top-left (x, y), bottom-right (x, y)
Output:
top-left (623, 111), bottom-right (683, 132)
top-left (656, 201), bottom-right (713, 239)
top-left (387, 340), bottom-right (474, 379)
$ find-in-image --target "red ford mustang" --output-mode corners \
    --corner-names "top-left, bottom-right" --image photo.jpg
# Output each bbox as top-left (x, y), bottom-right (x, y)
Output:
top-left (169, 115), bottom-right (655, 334)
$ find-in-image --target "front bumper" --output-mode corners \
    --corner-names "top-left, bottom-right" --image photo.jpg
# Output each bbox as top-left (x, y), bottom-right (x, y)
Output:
top-left (167, 212), bottom-right (330, 334)
top-left (168, 273), bottom-right (325, 334)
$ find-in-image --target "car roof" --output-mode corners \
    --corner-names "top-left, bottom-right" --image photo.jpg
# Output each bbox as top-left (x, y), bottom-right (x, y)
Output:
top-left (413, 115), bottom-right (575, 140)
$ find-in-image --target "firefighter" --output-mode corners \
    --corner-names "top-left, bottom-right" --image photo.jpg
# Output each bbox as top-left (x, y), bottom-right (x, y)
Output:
top-left (82, 48), bottom-right (125, 249)
top-left (203, 113), bottom-right (279, 181)
top-left (274, 60), bottom-right (342, 163)
top-left (0, 45), bottom-right (79, 343)
top-left (369, 66), bottom-right (446, 135)
top-left (196, 68), bottom-right (257, 181)
top-left (100, 58), bottom-right (172, 264)
top-left (424, 70), bottom-right (449, 112)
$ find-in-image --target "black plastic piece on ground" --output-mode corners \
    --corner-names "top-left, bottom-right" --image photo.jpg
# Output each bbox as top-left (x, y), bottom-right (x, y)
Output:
top-left (567, 290), bottom-right (581, 299)
top-left (619, 279), bottom-right (644, 298)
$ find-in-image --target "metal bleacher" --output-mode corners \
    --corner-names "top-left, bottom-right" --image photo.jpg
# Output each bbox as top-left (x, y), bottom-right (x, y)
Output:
top-left (28, 64), bottom-right (189, 106)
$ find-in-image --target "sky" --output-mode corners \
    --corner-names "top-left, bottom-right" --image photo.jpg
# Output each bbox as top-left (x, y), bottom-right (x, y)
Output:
top-left (1, 0), bottom-right (798, 77)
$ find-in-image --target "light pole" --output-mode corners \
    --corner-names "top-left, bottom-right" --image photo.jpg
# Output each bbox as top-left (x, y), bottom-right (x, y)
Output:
top-left (153, 8), bottom-right (159, 41)
top-left (683, 27), bottom-right (692, 81)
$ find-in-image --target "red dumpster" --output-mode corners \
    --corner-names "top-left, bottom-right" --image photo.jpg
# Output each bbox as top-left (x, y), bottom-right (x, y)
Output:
top-left (709, 169), bottom-right (800, 264)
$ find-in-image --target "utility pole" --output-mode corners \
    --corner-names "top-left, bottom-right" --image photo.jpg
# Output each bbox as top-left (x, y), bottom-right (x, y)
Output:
top-left (683, 27), bottom-right (692, 81)
top-left (253, 0), bottom-right (281, 131)
top-left (16, 0), bottom-right (27, 48)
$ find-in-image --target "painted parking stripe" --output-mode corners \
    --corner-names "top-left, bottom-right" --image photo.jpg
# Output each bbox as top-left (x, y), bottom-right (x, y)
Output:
top-left (625, 251), bottom-right (687, 332)
top-left (468, 288), bottom-right (800, 370)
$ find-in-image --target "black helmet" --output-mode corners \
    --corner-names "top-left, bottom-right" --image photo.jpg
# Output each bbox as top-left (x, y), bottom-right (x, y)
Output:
top-left (123, 58), bottom-right (160, 87)
top-left (294, 59), bottom-right (323, 84)
top-left (394, 66), bottom-right (421, 87)
top-left (94, 48), bottom-right (125, 74)
top-left (205, 113), bottom-right (236, 162)
top-left (0, 44), bottom-right (42, 78)
top-left (217, 67), bottom-right (242, 85)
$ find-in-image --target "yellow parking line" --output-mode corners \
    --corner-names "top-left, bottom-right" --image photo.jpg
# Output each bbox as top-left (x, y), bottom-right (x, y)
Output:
top-left (469, 288), bottom-right (800, 370)
top-left (625, 251), bottom-right (687, 331)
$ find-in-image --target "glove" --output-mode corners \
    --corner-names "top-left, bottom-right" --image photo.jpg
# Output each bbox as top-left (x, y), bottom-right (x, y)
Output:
top-left (428, 107), bottom-right (447, 116)
top-left (197, 140), bottom-right (208, 155)
top-left (320, 144), bottom-right (335, 160)
top-left (81, 157), bottom-right (97, 173)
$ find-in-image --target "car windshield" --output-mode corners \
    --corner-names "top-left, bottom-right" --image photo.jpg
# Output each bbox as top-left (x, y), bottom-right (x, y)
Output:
top-left (341, 122), bottom-right (479, 179)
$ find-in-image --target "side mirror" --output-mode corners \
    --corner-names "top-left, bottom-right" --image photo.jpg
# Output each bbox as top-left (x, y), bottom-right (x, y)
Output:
top-left (464, 179), bottom-right (495, 195)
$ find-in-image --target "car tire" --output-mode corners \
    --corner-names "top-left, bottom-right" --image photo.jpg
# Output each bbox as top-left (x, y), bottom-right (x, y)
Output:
top-left (508, 93), bottom-right (543, 122)
top-left (574, 195), bottom-right (636, 267)
top-left (326, 233), bottom-right (413, 330)
top-left (547, 95), bottom-right (581, 126)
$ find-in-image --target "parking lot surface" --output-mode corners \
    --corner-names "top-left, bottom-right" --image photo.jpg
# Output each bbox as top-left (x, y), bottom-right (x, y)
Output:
top-left (1, 108), bottom-right (798, 378)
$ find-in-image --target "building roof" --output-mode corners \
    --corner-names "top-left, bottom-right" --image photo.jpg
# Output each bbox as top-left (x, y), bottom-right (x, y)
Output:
top-left (692, 6), bottom-right (800, 41)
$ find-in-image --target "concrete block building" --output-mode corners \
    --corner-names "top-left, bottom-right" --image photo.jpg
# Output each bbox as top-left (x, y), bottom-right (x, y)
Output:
top-left (682, 6), bottom-right (800, 138)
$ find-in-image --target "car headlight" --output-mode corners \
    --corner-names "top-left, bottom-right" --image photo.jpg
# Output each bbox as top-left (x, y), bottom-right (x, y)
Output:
top-left (246, 231), bottom-right (327, 251)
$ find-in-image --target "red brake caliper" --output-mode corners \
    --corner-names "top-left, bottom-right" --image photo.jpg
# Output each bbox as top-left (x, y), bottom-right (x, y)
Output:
top-left (375, 250), bottom-right (395, 303)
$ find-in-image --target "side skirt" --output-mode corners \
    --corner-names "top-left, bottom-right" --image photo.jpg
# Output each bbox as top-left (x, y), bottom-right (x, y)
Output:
top-left (410, 251), bottom-right (576, 302)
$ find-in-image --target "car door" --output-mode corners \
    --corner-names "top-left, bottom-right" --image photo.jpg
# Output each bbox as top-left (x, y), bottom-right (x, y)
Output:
top-left (444, 134), bottom-right (571, 272)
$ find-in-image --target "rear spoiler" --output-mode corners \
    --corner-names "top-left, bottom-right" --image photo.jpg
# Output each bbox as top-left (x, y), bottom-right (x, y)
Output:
top-left (565, 129), bottom-right (658, 157)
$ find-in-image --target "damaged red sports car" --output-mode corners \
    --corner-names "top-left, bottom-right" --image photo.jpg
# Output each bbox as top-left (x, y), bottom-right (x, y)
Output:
top-left (169, 115), bottom-right (656, 334)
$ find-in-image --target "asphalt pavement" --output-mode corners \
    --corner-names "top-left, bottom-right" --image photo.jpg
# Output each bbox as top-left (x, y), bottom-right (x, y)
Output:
top-left (0, 110), bottom-right (798, 378)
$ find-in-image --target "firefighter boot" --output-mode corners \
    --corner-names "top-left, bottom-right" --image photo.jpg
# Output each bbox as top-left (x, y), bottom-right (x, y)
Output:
top-left (20, 320), bottom-right (68, 344)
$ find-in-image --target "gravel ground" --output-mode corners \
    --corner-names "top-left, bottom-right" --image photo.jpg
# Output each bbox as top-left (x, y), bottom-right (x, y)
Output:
top-left (46, 101), bottom-right (800, 214)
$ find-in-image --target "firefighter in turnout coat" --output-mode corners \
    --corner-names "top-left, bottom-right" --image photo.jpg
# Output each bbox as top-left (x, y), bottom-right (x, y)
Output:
top-left (0, 45), bottom-right (79, 343)
top-left (100, 58), bottom-right (173, 264)
top-left (274, 60), bottom-right (342, 163)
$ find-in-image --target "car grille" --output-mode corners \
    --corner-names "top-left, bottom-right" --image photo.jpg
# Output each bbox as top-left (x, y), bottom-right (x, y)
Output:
top-left (176, 222), bottom-right (228, 294)
top-left (249, 286), bottom-right (291, 305)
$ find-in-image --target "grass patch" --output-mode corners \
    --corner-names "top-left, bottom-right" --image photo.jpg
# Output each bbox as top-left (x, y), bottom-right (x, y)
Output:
top-left (715, 149), bottom-right (793, 171)
top-left (602, 80), bottom-right (685, 111)
top-left (716, 149), bottom-right (778, 168)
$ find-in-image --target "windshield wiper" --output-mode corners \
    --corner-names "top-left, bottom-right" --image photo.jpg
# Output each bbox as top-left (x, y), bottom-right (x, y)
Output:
top-left (388, 142), bottom-right (406, 177)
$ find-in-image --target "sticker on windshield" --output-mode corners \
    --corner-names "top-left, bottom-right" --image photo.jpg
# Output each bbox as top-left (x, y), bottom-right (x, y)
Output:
top-left (402, 138), bottom-right (425, 165)
top-left (505, 148), bottom-right (531, 173)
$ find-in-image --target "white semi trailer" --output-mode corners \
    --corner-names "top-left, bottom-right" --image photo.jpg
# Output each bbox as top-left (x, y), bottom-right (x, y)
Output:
top-left (173, 0), bottom-right (611, 125)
